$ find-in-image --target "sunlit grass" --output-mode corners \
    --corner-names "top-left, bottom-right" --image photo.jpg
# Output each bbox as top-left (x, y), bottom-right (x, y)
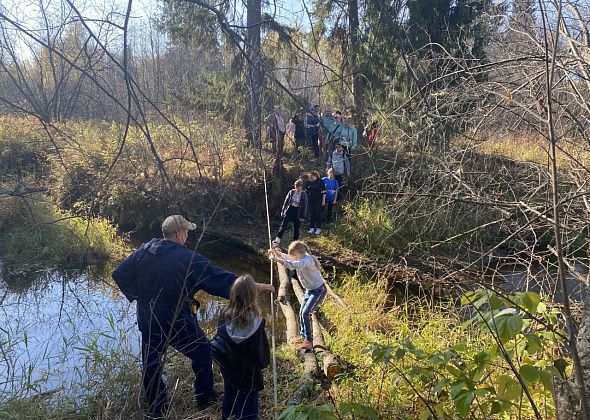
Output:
top-left (0, 196), bottom-right (128, 268)
top-left (473, 133), bottom-right (590, 167)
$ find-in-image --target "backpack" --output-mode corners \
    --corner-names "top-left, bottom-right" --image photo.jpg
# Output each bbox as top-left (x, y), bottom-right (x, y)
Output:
top-left (210, 334), bottom-right (236, 369)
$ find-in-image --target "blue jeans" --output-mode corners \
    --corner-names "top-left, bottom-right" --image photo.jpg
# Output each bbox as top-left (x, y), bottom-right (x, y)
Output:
top-left (222, 384), bottom-right (259, 419)
top-left (300, 284), bottom-right (327, 341)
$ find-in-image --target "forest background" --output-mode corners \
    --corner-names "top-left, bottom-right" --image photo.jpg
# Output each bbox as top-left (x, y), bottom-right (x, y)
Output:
top-left (1, 0), bottom-right (590, 418)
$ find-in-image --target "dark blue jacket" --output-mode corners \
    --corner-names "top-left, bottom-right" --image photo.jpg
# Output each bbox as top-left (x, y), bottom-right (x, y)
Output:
top-left (281, 189), bottom-right (308, 219)
top-left (112, 238), bottom-right (237, 332)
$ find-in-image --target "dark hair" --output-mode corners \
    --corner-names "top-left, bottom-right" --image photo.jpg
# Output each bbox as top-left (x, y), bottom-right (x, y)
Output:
top-left (309, 170), bottom-right (321, 179)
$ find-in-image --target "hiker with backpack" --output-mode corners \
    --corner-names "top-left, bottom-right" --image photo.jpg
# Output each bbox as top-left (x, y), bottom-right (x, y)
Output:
top-left (327, 143), bottom-right (350, 200)
top-left (213, 274), bottom-right (270, 420)
top-left (273, 179), bottom-right (308, 246)
top-left (339, 118), bottom-right (358, 159)
top-left (111, 215), bottom-right (274, 418)
top-left (322, 109), bottom-right (343, 156)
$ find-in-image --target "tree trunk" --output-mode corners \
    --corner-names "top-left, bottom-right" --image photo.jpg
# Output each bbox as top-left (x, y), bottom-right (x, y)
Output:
top-left (554, 292), bottom-right (590, 418)
top-left (348, 0), bottom-right (365, 141)
top-left (245, 0), bottom-right (263, 148)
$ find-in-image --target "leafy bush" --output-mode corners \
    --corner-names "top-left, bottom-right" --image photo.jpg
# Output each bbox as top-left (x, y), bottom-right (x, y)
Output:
top-left (291, 274), bottom-right (564, 419)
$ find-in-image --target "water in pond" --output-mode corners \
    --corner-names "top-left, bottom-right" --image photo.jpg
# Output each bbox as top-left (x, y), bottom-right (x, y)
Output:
top-left (0, 237), bottom-right (284, 399)
top-left (493, 262), bottom-right (588, 302)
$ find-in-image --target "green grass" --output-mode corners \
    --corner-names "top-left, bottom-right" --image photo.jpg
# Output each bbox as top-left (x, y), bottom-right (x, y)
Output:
top-left (0, 196), bottom-right (128, 268)
top-left (309, 273), bottom-right (560, 419)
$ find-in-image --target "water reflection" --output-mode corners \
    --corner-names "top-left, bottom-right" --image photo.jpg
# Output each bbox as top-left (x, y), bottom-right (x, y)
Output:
top-left (490, 262), bottom-right (588, 302)
top-left (0, 240), bottom-right (284, 398)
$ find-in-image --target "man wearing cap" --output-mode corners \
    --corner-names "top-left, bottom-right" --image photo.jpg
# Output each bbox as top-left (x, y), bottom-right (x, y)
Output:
top-left (112, 215), bottom-right (274, 417)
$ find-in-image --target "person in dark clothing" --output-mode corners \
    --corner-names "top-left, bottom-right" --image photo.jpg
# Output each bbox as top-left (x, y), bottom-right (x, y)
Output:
top-left (304, 106), bottom-right (320, 157)
top-left (216, 274), bottom-right (270, 420)
top-left (112, 215), bottom-right (274, 418)
top-left (306, 170), bottom-right (326, 235)
top-left (273, 179), bottom-right (308, 246)
top-left (292, 109), bottom-right (306, 151)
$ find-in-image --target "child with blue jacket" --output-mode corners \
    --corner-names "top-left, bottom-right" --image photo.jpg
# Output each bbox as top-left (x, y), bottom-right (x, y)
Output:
top-left (322, 168), bottom-right (339, 222)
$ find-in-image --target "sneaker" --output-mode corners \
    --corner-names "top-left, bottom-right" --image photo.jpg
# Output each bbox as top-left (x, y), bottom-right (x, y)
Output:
top-left (272, 237), bottom-right (281, 247)
top-left (300, 339), bottom-right (313, 350)
top-left (308, 228), bottom-right (315, 234)
top-left (291, 335), bottom-right (304, 344)
top-left (314, 228), bottom-right (321, 235)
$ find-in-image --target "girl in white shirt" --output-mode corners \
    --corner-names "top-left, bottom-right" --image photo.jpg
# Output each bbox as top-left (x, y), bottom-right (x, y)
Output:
top-left (269, 241), bottom-right (327, 350)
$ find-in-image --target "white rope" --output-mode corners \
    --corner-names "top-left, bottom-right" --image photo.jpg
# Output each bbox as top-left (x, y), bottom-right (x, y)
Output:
top-left (262, 165), bottom-right (279, 417)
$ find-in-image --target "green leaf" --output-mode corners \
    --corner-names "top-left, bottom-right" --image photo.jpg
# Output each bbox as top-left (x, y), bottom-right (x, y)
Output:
top-left (446, 364), bottom-right (463, 378)
top-left (339, 402), bottom-right (378, 419)
top-left (450, 381), bottom-right (465, 399)
top-left (474, 351), bottom-right (491, 366)
top-left (395, 348), bottom-right (406, 360)
top-left (540, 368), bottom-right (553, 391)
top-left (489, 293), bottom-right (504, 310)
top-left (518, 291), bottom-right (541, 313)
top-left (492, 310), bottom-right (523, 343)
top-left (491, 400), bottom-right (503, 415)
top-left (433, 378), bottom-right (449, 396)
top-left (525, 333), bottom-right (542, 354)
top-left (496, 375), bottom-right (521, 401)
top-left (461, 291), bottom-right (478, 306)
top-left (519, 364), bottom-right (540, 384)
top-left (454, 389), bottom-right (475, 416)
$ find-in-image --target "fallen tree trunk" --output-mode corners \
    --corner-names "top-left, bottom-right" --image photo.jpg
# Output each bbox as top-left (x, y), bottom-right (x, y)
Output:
top-left (277, 262), bottom-right (298, 342)
top-left (289, 272), bottom-right (342, 380)
top-left (275, 263), bottom-right (318, 405)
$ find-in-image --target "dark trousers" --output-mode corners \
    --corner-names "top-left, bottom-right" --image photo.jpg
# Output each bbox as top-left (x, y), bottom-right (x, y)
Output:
top-left (323, 200), bottom-right (335, 223)
top-left (309, 198), bottom-right (322, 229)
top-left (277, 206), bottom-right (300, 240)
top-left (306, 132), bottom-right (319, 157)
top-left (140, 316), bottom-right (213, 416)
top-left (222, 384), bottom-right (259, 419)
top-left (334, 174), bottom-right (345, 201)
top-left (295, 133), bottom-right (305, 149)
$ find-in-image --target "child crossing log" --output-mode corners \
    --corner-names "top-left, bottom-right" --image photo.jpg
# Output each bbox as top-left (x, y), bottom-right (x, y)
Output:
top-left (275, 263), bottom-right (319, 406)
top-left (289, 272), bottom-right (342, 380)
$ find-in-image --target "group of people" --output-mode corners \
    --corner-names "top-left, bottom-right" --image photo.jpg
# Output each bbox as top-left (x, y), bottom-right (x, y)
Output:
top-left (113, 214), bottom-right (329, 419)
top-left (266, 104), bottom-right (364, 158)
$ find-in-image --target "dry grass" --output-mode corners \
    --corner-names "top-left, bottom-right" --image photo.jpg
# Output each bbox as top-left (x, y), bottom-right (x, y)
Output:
top-left (472, 132), bottom-right (590, 167)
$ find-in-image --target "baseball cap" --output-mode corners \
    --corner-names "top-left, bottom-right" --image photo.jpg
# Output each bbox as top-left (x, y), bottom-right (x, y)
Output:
top-left (161, 215), bottom-right (197, 234)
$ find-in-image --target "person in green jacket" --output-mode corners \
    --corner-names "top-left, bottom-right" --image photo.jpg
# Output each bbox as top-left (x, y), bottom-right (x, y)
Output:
top-left (339, 118), bottom-right (357, 158)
